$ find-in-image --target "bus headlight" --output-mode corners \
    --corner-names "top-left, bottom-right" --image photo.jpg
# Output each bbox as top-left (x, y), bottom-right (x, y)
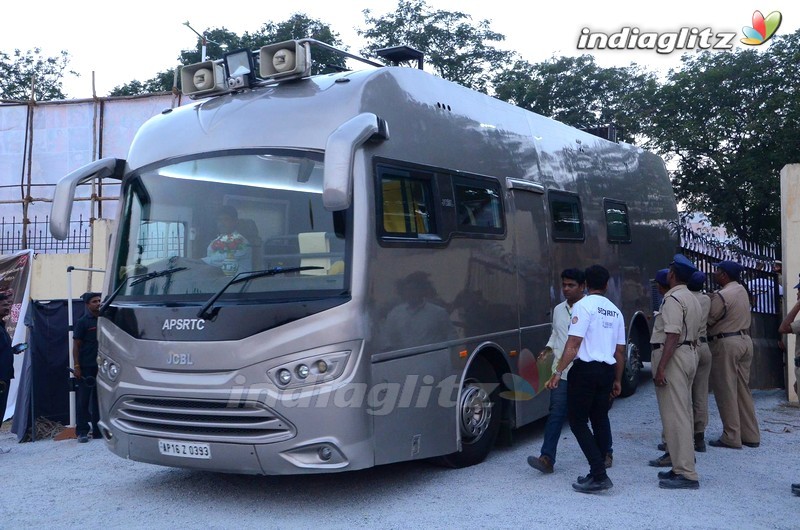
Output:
top-left (296, 364), bottom-right (310, 379)
top-left (277, 369), bottom-right (292, 386)
top-left (269, 351), bottom-right (350, 389)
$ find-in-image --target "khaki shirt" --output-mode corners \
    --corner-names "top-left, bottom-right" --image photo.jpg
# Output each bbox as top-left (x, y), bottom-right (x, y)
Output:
top-left (791, 320), bottom-right (800, 358)
top-left (707, 281), bottom-right (751, 336)
top-left (650, 284), bottom-right (702, 345)
top-left (692, 291), bottom-right (711, 338)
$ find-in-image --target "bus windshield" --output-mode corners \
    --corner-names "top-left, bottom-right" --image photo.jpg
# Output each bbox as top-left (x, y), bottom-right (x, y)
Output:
top-left (112, 151), bottom-right (348, 302)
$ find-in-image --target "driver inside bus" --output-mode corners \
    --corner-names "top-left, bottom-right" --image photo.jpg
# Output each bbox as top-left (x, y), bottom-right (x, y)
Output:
top-left (202, 205), bottom-right (253, 274)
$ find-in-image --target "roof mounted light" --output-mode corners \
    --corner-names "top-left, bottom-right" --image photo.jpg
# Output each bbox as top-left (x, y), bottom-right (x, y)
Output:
top-left (259, 40), bottom-right (311, 82)
top-left (180, 60), bottom-right (227, 97)
top-left (224, 48), bottom-right (255, 89)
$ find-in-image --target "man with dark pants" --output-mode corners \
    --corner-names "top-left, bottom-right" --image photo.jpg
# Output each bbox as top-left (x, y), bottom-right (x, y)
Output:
top-left (649, 255), bottom-right (702, 489)
top-left (777, 274), bottom-right (800, 497)
top-left (528, 268), bottom-right (586, 474)
top-left (73, 292), bottom-right (101, 443)
top-left (706, 260), bottom-right (760, 449)
top-left (546, 265), bottom-right (625, 493)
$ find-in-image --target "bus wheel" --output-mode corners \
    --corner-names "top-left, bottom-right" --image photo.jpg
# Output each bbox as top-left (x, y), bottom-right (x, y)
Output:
top-left (620, 334), bottom-right (642, 397)
top-left (438, 356), bottom-right (501, 468)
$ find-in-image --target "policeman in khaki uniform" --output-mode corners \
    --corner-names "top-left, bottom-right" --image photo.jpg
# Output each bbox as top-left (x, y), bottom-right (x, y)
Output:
top-left (706, 260), bottom-right (760, 449)
top-left (687, 271), bottom-right (712, 452)
top-left (649, 255), bottom-right (703, 489)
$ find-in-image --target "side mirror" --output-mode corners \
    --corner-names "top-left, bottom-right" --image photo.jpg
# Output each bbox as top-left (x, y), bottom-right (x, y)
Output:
top-left (323, 113), bottom-right (389, 211)
top-left (50, 158), bottom-right (125, 240)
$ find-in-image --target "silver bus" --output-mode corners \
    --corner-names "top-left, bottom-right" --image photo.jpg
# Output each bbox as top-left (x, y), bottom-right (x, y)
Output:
top-left (51, 40), bottom-right (677, 474)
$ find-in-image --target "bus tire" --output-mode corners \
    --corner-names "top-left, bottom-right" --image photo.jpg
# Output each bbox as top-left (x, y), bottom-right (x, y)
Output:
top-left (437, 356), bottom-right (501, 468)
top-left (620, 332), bottom-right (642, 397)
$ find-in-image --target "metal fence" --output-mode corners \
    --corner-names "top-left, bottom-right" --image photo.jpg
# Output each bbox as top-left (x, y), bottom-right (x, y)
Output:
top-left (679, 224), bottom-right (781, 314)
top-left (0, 215), bottom-right (92, 254)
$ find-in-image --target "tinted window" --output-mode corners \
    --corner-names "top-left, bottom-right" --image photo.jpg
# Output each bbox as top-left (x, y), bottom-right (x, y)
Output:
top-left (379, 167), bottom-right (436, 238)
top-left (454, 176), bottom-right (503, 234)
top-left (604, 199), bottom-right (631, 243)
top-left (549, 191), bottom-right (584, 240)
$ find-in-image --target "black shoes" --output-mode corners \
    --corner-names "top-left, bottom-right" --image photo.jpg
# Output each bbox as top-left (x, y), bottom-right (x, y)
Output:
top-left (649, 453), bottom-right (672, 467)
top-left (792, 483), bottom-right (800, 496)
top-left (708, 438), bottom-right (741, 449)
top-left (77, 434), bottom-right (89, 443)
top-left (572, 476), bottom-right (613, 493)
top-left (658, 469), bottom-right (677, 480)
top-left (657, 442), bottom-right (666, 451)
top-left (527, 455), bottom-right (554, 474)
top-left (659, 474), bottom-right (700, 489)
top-left (742, 441), bottom-right (760, 448)
top-left (576, 474), bottom-right (592, 485)
top-left (694, 433), bottom-right (706, 452)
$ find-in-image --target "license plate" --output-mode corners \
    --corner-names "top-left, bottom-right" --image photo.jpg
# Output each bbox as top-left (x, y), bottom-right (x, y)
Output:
top-left (158, 439), bottom-right (211, 459)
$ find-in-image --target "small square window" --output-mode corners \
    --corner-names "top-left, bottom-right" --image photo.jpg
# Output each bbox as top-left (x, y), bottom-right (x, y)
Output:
top-left (604, 199), bottom-right (631, 243)
top-left (549, 192), bottom-right (584, 241)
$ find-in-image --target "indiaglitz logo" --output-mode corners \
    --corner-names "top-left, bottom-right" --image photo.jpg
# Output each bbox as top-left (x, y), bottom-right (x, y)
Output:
top-left (740, 10), bottom-right (782, 45)
top-left (577, 26), bottom-right (737, 54)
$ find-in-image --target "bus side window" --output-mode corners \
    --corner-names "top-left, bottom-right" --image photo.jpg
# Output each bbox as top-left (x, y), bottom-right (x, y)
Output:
top-left (603, 198), bottom-right (631, 243)
top-left (548, 191), bottom-right (584, 241)
top-left (453, 176), bottom-right (503, 233)
top-left (379, 168), bottom-right (436, 238)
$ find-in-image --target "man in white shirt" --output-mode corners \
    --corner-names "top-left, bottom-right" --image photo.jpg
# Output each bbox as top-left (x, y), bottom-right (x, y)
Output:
top-left (528, 268), bottom-right (586, 474)
top-left (546, 264), bottom-right (626, 493)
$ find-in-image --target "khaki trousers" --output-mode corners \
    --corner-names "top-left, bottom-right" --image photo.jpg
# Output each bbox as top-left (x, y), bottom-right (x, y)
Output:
top-left (709, 335), bottom-right (760, 447)
top-left (653, 345), bottom-right (698, 481)
top-left (692, 342), bottom-right (712, 435)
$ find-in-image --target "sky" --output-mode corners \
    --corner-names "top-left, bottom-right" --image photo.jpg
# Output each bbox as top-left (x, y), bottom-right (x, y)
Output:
top-left (1, 1), bottom-right (799, 99)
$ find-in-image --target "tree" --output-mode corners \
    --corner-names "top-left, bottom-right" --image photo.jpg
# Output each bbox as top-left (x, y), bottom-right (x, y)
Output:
top-left (645, 29), bottom-right (800, 243)
top-left (0, 48), bottom-right (75, 101)
top-left (358, 0), bottom-right (513, 93)
top-left (110, 14), bottom-right (345, 96)
top-left (491, 55), bottom-right (658, 142)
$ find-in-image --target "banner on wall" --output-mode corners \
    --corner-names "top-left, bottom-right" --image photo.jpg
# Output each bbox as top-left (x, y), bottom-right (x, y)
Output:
top-left (1, 250), bottom-right (34, 422)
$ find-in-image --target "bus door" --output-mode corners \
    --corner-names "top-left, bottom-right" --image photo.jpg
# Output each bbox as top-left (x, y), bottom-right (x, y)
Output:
top-left (508, 178), bottom-right (553, 425)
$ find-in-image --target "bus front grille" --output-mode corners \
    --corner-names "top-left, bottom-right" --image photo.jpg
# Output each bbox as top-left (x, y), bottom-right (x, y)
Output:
top-left (113, 397), bottom-right (295, 443)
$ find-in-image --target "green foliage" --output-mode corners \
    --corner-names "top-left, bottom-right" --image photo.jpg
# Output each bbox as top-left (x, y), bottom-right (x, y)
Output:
top-left (358, 0), bottom-right (513, 93)
top-left (492, 55), bottom-right (657, 141)
top-left (111, 14), bottom-right (345, 96)
top-left (644, 30), bottom-right (800, 243)
top-left (109, 70), bottom-right (176, 97)
top-left (0, 48), bottom-right (75, 101)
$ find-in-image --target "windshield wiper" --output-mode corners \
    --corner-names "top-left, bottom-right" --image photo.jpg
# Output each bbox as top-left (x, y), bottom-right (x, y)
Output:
top-left (197, 266), bottom-right (323, 320)
top-left (99, 266), bottom-right (188, 315)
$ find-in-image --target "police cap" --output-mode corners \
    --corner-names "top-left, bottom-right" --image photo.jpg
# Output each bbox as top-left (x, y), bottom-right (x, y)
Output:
top-left (713, 260), bottom-right (743, 282)
top-left (670, 254), bottom-right (697, 282)
top-left (654, 268), bottom-right (670, 287)
top-left (687, 270), bottom-right (706, 291)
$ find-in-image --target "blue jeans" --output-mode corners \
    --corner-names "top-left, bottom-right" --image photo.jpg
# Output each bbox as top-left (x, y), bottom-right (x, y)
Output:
top-left (540, 378), bottom-right (568, 462)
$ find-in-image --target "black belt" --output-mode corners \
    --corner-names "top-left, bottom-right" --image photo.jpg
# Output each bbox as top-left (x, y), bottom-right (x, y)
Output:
top-left (651, 341), bottom-right (696, 349)
top-left (708, 331), bottom-right (747, 341)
